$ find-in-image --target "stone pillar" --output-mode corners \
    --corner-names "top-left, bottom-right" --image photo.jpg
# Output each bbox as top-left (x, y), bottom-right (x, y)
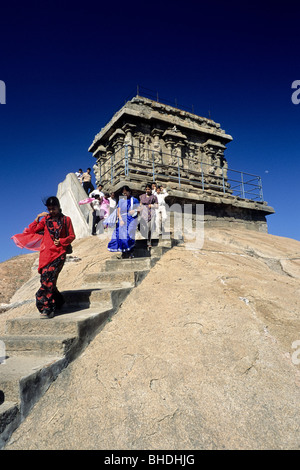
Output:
top-left (151, 128), bottom-right (163, 164)
top-left (202, 140), bottom-right (228, 190)
top-left (93, 145), bottom-right (106, 185)
top-left (164, 138), bottom-right (174, 169)
top-left (109, 129), bottom-right (125, 175)
top-left (123, 123), bottom-right (136, 161)
top-left (174, 141), bottom-right (184, 168)
top-left (187, 143), bottom-right (202, 177)
top-left (106, 150), bottom-right (115, 185)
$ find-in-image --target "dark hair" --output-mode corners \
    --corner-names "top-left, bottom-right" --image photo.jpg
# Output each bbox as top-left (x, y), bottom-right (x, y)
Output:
top-left (44, 196), bottom-right (61, 208)
top-left (145, 183), bottom-right (152, 189)
top-left (122, 185), bottom-right (132, 193)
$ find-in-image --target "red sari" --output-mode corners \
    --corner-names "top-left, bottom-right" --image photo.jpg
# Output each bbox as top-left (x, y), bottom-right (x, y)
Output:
top-left (12, 214), bottom-right (75, 315)
top-left (30, 215), bottom-right (75, 273)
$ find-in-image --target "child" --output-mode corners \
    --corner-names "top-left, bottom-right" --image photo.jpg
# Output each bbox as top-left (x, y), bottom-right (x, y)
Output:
top-left (100, 193), bottom-right (110, 220)
top-left (90, 194), bottom-right (101, 235)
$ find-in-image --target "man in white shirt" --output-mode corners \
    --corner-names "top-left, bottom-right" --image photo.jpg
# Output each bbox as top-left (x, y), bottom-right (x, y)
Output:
top-left (75, 169), bottom-right (83, 182)
top-left (155, 185), bottom-right (168, 235)
top-left (90, 184), bottom-right (104, 198)
top-left (108, 192), bottom-right (117, 214)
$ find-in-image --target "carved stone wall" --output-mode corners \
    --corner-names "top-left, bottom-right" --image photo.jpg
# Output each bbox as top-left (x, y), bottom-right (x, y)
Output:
top-left (88, 96), bottom-right (233, 191)
top-left (88, 95), bottom-right (274, 231)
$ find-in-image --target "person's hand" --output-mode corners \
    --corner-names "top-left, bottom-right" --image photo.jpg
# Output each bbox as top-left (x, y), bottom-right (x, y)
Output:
top-left (54, 239), bottom-right (61, 246)
top-left (35, 211), bottom-right (48, 222)
top-left (120, 219), bottom-right (125, 226)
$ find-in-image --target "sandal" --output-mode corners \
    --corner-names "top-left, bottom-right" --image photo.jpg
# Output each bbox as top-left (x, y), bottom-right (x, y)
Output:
top-left (40, 312), bottom-right (48, 319)
top-left (40, 311), bottom-right (55, 319)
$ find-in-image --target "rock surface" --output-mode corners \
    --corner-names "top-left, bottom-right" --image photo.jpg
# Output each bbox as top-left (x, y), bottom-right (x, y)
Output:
top-left (0, 253), bottom-right (37, 308)
top-left (2, 228), bottom-right (300, 450)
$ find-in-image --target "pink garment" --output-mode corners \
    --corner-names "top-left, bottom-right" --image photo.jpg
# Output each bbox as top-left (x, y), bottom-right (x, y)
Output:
top-left (11, 225), bottom-right (43, 252)
top-left (12, 216), bottom-right (75, 273)
top-left (100, 198), bottom-right (110, 219)
top-left (79, 197), bottom-right (95, 205)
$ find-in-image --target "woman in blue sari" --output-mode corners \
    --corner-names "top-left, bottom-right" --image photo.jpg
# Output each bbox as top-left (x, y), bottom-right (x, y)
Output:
top-left (107, 186), bottom-right (139, 258)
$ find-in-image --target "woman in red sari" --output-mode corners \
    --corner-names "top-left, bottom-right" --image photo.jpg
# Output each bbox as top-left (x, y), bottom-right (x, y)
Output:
top-left (13, 197), bottom-right (75, 318)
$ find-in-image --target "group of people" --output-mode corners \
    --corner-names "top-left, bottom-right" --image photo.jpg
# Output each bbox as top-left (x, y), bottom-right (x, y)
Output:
top-left (89, 182), bottom-right (169, 246)
top-left (75, 168), bottom-right (94, 196)
top-left (106, 182), bottom-right (169, 258)
top-left (11, 177), bottom-right (169, 319)
top-left (88, 185), bottom-right (117, 235)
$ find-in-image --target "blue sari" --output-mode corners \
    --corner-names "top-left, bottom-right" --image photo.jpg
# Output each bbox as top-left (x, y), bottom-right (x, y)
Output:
top-left (107, 197), bottom-right (139, 253)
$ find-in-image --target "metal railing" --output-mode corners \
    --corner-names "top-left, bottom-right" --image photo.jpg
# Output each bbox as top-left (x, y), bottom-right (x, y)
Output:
top-left (98, 145), bottom-right (264, 202)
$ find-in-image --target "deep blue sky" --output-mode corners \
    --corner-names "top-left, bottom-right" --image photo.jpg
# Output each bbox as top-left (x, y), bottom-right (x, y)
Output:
top-left (1, 0), bottom-right (299, 262)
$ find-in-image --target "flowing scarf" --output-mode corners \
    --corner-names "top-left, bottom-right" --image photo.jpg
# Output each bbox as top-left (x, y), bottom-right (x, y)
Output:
top-left (11, 214), bottom-right (67, 252)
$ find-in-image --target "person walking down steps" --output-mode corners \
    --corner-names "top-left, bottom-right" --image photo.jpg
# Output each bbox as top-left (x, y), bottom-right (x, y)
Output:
top-left (12, 196), bottom-right (76, 318)
top-left (90, 194), bottom-right (102, 235)
top-left (106, 186), bottom-right (139, 258)
top-left (34, 197), bottom-right (75, 318)
top-left (139, 183), bottom-right (158, 249)
top-left (155, 185), bottom-right (168, 235)
top-left (81, 168), bottom-right (94, 195)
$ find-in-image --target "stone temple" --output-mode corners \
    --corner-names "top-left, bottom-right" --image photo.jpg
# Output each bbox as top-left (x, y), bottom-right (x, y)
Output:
top-left (57, 93), bottom-right (274, 238)
top-left (88, 94), bottom-right (274, 233)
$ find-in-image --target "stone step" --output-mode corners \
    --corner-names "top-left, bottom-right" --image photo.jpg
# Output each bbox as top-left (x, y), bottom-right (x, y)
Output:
top-left (134, 246), bottom-right (169, 258)
top-left (0, 401), bottom-right (19, 431)
top-left (0, 334), bottom-right (77, 357)
top-left (135, 233), bottom-right (175, 244)
top-left (0, 401), bottom-right (20, 448)
top-left (0, 234), bottom-right (178, 448)
top-left (61, 287), bottom-right (132, 309)
top-left (0, 303), bottom-right (115, 447)
top-left (136, 235), bottom-right (179, 248)
top-left (104, 257), bottom-right (160, 273)
top-left (0, 355), bottom-right (65, 403)
top-left (128, 237), bottom-right (176, 258)
top-left (0, 355), bottom-right (67, 448)
top-left (83, 269), bottom-right (149, 288)
top-left (5, 306), bottom-right (112, 337)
